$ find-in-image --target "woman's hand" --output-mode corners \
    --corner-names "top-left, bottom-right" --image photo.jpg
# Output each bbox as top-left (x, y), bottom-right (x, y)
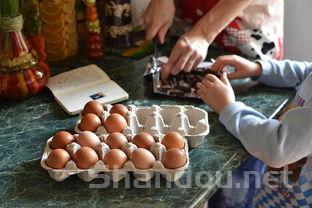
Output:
top-left (161, 29), bottom-right (209, 80)
top-left (197, 72), bottom-right (235, 114)
top-left (143, 0), bottom-right (175, 44)
top-left (211, 55), bottom-right (263, 80)
top-left (158, 0), bottom-right (252, 80)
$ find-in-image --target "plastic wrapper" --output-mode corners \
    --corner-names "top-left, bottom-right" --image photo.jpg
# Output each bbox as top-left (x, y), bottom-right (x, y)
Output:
top-left (144, 56), bottom-right (216, 98)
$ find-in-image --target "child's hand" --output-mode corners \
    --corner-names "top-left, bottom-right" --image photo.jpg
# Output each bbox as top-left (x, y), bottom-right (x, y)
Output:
top-left (197, 72), bottom-right (235, 114)
top-left (211, 55), bottom-right (262, 80)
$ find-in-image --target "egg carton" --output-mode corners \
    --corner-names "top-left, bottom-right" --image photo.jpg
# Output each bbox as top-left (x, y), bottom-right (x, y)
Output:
top-left (41, 134), bottom-right (189, 182)
top-left (75, 104), bottom-right (209, 148)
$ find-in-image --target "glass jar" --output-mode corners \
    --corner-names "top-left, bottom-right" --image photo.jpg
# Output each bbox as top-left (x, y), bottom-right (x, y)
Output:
top-left (104, 0), bottom-right (152, 58)
top-left (85, 0), bottom-right (104, 58)
top-left (105, 0), bottom-right (133, 49)
top-left (39, 0), bottom-right (79, 61)
top-left (0, 56), bottom-right (50, 100)
top-left (0, 0), bottom-right (50, 100)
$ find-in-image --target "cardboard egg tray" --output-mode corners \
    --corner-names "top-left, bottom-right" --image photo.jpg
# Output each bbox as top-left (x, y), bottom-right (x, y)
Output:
top-left (75, 104), bottom-right (210, 148)
top-left (41, 134), bottom-right (189, 182)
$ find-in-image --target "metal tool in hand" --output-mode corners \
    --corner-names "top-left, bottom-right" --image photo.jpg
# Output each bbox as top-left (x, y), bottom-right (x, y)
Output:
top-left (150, 39), bottom-right (160, 73)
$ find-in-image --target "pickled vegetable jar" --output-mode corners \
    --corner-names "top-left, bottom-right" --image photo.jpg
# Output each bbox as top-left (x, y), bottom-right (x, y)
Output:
top-left (85, 0), bottom-right (104, 58)
top-left (104, 0), bottom-right (152, 58)
top-left (0, 0), bottom-right (50, 100)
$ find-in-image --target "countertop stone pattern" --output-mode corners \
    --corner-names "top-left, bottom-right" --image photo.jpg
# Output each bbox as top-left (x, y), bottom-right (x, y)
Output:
top-left (0, 54), bottom-right (294, 207)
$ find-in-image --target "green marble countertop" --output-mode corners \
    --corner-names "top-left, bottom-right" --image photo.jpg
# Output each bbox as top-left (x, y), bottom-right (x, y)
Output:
top-left (0, 54), bottom-right (295, 208)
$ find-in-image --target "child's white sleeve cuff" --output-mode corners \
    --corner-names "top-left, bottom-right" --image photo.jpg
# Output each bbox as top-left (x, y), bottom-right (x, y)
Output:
top-left (219, 102), bottom-right (247, 126)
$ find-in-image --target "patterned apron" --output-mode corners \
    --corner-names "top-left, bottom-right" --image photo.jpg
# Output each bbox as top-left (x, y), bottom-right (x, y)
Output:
top-left (173, 0), bottom-right (284, 60)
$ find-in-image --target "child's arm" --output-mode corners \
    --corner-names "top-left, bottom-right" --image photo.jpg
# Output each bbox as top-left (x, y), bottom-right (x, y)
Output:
top-left (197, 65), bottom-right (312, 168)
top-left (211, 55), bottom-right (312, 88)
top-left (256, 59), bottom-right (312, 88)
top-left (219, 102), bottom-right (312, 168)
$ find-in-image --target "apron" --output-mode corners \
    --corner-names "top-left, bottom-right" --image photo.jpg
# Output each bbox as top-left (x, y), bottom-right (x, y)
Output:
top-left (173, 0), bottom-right (284, 60)
top-left (254, 158), bottom-right (312, 207)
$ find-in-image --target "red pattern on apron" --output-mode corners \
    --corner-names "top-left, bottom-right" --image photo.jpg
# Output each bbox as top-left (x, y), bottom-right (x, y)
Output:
top-left (177, 0), bottom-right (283, 60)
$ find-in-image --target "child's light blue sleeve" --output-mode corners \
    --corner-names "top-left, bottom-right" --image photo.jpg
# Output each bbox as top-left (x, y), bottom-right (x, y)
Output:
top-left (256, 59), bottom-right (312, 88)
top-left (219, 102), bottom-right (312, 168)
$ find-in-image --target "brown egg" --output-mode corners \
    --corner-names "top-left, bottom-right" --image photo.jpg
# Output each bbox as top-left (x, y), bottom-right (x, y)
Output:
top-left (103, 149), bottom-right (128, 170)
top-left (109, 104), bottom-right (128, 117)
top-left (130, 148), bottom-right (156, 170)
top-left (104, 113), bottom-right (127, 133)
top-left (162, 148), bottom-right (187, 169)
top-left (79, 113), bottom-right (102, 132)
top-left (50, 131), bottom-right (74, 149)
top-left (76, 131), bottom-right (100, 149)
top-left (74, 147), bottom-right (99, 169)
top-left (82, 101), bottom-right (104, 116)
top-left (161, 132), bottom-right (185, 150)
top-left (132, 132), bottom-right (155, 149)
top-left (105, 132), bottom-right (128, 149)
top-left (46, 149), bottom-right (70, 169)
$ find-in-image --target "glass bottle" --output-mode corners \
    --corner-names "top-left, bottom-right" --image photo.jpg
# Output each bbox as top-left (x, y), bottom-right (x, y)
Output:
top-left (85, 0), bottom-right (104, 58)
top-left (104, 0), bottom-right (152, 58)
top-left (39, 0), bottom-right (78, 61)
top-left (0, 0), bottom-right (50, 100)
top-left (105, 0), bottom-right (133, 49)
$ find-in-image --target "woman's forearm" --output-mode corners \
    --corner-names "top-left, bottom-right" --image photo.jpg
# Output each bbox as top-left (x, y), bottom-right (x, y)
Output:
top-left (193, 0), bottom-right (252, 43)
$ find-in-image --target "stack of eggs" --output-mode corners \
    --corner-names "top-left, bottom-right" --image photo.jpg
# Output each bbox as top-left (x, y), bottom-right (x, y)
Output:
top-left (78, 101), bottom-right (129, 133)
top-left (45, 101), bottom-right (188, 173)
top-left (45, 130), bottom-right (187, 171)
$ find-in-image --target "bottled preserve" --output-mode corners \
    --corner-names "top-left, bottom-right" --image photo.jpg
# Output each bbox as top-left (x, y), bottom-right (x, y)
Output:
top-left (0, 0), bottom-right (50, 100)
top-left (104, 0), bottom-right (152, 58)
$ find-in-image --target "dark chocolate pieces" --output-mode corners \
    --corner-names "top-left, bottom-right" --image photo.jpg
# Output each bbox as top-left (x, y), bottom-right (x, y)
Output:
top-left (157, 67), bottom-right (220, 97)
